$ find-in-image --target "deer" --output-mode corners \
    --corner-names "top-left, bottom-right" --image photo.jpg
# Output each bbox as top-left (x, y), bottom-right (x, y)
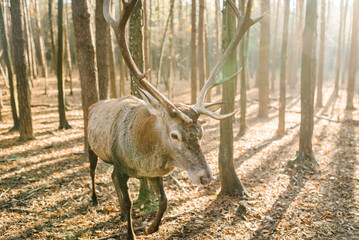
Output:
top-left (88, 0), bottom-right (261, 239)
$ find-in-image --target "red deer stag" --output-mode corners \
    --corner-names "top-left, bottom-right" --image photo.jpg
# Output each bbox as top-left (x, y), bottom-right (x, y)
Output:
top-left (88, 0), bottom-right (261, 239)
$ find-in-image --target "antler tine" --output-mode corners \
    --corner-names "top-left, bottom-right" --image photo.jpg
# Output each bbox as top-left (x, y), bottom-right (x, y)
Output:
top-left (193, 0), bottom-right (260, 119)
top-left (103, 0), bottom-right (192, 123)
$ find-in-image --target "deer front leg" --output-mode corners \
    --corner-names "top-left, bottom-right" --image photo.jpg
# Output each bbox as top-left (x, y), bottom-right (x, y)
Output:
top-left (145, 177), bottom-right (167, 235)
top-left (112, 168), bottom-right (135, 240)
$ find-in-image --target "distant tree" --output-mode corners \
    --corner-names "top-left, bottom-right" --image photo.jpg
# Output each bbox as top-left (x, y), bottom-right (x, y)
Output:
top-left (72, 0), bottom-right (99, 150)
top-left (64, 3), bottom-right (73, 95)
top-left (316, 0), bottom-right (326, 107)
top-left (215, 0), bottom-right (221, 95)
top-left (108, 31), bottom-right (117, 98)
top-left (198, 0), bottom-right (205, 91)
top-left (277, 0), bottom-right (290, 137)
top-left (34, 0), bottom-right (48, 93)
top-left (49, 0), bottom-right (57, 74)
top-left (11, 0), bottom-right (34, 141)
top-left (96, 0), bottom-right (110, 100)
top-left (257, 0), bottom-right (270, 118)
top-left (270, 0), bottom-right (280, 92)
top-left (57, 0), bottom-right (71, 129)
top-left (334, 0), bottom-right (345, 96)
top-left (191, 0), bottom-right (197, 104)
top-left (345, 0), bottom-right (359, 110)
top-left (0, 2), bottom-right (19, 131)
top-left (288, 0), bottom-right (319, 171)
top-left (238, 0), bottom-right (249, 137)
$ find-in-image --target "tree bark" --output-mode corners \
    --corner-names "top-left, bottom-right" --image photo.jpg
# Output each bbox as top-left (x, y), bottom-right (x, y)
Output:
top-left (219, 0), bottom-right (246, 197)
top-left (96, 0), bottom-right (110, 100)
top-left (57, 0), bottom-right (71, 130)
top-left (316, 0), bottom-right (326, 108)
top-left (257, 0), bottom-right (270, 118)
top-left (72, 0), bottom-right (99, 151)
top-left (277, 0), bottom-right (290, 137)
top-left (0, 2), bottom-right (19, 130)
top-left (11, 0), bottom-right (34, 141)
top-left (288, 0), bottom-right (319, 171)
top-left (345, 0), bottom-right (359, 110)
top-left (191, 0), bottom-right (197, 104)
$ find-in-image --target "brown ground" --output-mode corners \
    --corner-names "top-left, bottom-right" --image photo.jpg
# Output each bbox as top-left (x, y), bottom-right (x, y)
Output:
top-left (0, 75), bottom-right (358, 240)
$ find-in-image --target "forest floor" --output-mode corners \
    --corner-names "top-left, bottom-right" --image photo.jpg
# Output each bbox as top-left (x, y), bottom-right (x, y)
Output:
top-left (0, 75), bottom-right (359, 240)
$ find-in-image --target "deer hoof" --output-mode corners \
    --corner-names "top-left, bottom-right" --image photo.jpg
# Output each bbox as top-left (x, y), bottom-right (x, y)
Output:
top-left (144, 225), bottom-right (159, 235)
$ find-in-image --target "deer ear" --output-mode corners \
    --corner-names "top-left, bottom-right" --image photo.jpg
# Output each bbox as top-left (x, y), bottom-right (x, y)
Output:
top-left (203, 102), bottom-right (225, 112)
top-left (137, 87), bottom-right (166, 114)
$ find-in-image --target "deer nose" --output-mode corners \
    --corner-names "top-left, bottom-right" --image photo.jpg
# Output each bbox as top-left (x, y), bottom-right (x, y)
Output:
top-left (200, 176), bottom-right (212, 185)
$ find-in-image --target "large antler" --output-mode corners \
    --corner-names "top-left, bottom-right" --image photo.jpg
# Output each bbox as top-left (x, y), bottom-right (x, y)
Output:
top-left (192, 0), bottom-right (263, 120)
top-left (103, 0), bottom-right (193, 123)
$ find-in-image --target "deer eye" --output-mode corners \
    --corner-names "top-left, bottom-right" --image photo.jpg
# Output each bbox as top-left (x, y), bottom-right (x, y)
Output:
top-left (171, 133), bottom-right (180, 141)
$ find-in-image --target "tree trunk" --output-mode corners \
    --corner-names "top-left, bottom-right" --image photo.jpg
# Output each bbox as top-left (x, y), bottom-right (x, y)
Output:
top-left (334, 0), bottom-right (345, 96)
top-left (143, 0), bottom-right (150, 75)
top-left (108, 31), bottom-right (117, 98)
top-left (204, 12), bottom-right (211, 102)
top-left (238, 0), bottom-right (249, 137)
top-left (197, 0), bottom-right (205, 91)
top-left (10, 0), bottom-right (34, 141)
top-left (288, 0), bottom-right (303, 91)
top-left (257, 0), bottom-right (270, 118)
top-left (270, 0), bottom-right (280, 92)
top-left (57, 0), bottom-right (71, 130)
top-left (96, 0), bottom-right (110, 100)
top-left (345, 0), bottom-right (359, 110)
top-left (0, 2), bottom-right (19, 130)
top-left (316, 0), bottom-right (326, 108)
top-left (215, 0), bottom-right (221, 95)
top-left (219, 0), bottom-right (247, 197)
top-left (22, 0), bottom-right (35, 81)
top-left (277, 0), bottom-right (290, 137)
top-left (340, 0), bottom-right (349, 86)
top-left (288, 0), bottom-right (319, 171)
top-left (64, 3), bottom-right (73, 95)
top-left (33, 0), bottom-right (48, 91)
top-left (72, 0), bottom-right (99, 151)
top-left (49, 0), bottom-right (57, 75)
top-left (129, 0), bottom-right (144, 97)
top-left (191, 0), bottom-right (197, 104)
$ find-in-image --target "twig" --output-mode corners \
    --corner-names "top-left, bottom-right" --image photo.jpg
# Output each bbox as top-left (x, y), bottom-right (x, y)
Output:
top-left (169, 174), bottom-right (188, 194)
top-left (0, 188), bottom-right (10, 199)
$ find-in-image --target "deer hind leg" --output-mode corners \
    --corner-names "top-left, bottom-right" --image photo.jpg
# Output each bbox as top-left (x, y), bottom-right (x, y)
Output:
top-left (89, 147), bottom-right (99, 206)
top-left (112, 168), bottom-right (135, 240)
top-left (112, 168), bottom-right (128, 220)
top-left (145, 177), bottom-right (167, 235)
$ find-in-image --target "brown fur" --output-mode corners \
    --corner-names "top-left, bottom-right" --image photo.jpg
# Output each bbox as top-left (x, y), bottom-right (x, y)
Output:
top-left (133, 107), bottom-right (159, 153)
